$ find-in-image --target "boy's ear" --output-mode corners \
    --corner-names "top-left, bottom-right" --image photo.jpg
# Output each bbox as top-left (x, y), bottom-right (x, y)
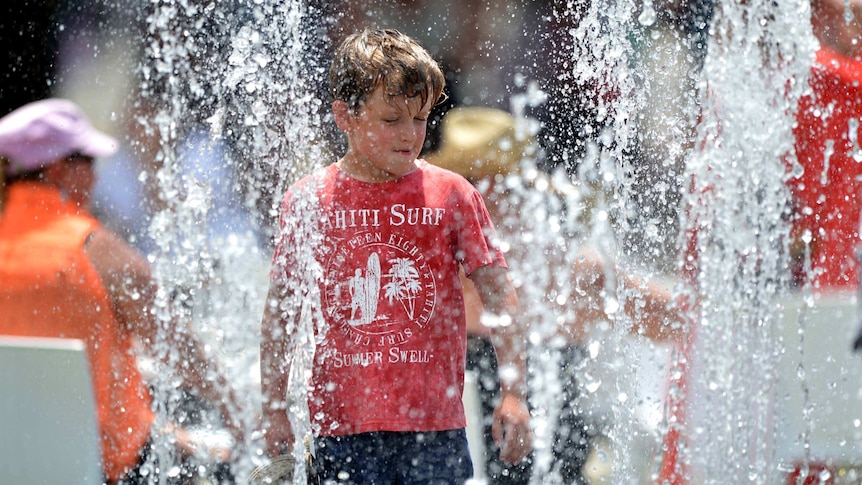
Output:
top-left (332, 100), bottom-right (353, 132)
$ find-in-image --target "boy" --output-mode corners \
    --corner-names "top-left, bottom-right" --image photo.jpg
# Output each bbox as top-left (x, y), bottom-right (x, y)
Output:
top-left (260, 29), bottom-right (531, 483)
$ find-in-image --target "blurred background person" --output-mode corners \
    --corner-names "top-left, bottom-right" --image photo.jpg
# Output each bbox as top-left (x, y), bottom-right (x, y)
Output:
top-left (787, 5), bottom-right (862, 477)
top-left (0, 98), bottom-right (242, 484)
top-left (789, 0), bottom-right (862, 292)
top-left (426, 106), bottom-right (682, 484)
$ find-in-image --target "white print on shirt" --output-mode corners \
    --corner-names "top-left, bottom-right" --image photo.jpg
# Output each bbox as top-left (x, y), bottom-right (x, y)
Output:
top-left (329, 348), bottom-right (432, 369)
top-left (320, 204), bottom-right (447, 230)
top-left (322, 229), bottom-right (439, 366)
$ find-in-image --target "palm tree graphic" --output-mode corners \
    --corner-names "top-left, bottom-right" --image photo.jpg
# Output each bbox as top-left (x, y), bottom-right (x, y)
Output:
top-left (383, 257), bottom-right (422, 319)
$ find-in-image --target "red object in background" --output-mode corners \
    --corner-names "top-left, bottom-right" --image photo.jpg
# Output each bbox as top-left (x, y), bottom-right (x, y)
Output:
top-left (790, 46), bottom-right (862, 290)
top-left (785, 461), bottom-right (836, 485)
top-left (655, 215), bottom-right (700, 485)
top-left (656, 45), bottom-right (862, 485)
top-left (781, 46), bottom-right (862, 485)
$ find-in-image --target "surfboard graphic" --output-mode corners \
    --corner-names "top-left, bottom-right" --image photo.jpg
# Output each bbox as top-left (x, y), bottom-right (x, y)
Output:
top-left (363, 253), bottom-right (381, 324)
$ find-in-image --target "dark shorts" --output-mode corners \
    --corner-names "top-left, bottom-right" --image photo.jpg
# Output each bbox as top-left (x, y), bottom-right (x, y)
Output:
top-left (313, 429), bottom-right (473, 484)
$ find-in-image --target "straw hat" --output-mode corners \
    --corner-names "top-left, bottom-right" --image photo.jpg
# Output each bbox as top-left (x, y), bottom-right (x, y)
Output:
top-left (426, 107), bottom-right (532, 179)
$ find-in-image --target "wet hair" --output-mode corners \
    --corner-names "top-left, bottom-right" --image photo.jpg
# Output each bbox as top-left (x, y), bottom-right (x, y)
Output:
top-left (329, 29), bottom-right (446, 113)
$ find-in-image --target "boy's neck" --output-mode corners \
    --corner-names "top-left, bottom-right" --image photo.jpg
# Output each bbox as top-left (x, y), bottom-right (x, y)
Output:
top-left (337, 157), bottom-right (418, 183)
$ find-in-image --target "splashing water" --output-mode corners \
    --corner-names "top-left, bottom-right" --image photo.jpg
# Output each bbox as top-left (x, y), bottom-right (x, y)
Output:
top-left (139, 0), bottom-right (326, 481)
top-left (664, 1), bottom-right (817, 483)
top-left (129, 0), bottom-right (852, 483)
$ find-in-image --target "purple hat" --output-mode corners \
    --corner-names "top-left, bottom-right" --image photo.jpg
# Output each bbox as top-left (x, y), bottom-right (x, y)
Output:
top-left (0, 99), bottom-right (118, 176)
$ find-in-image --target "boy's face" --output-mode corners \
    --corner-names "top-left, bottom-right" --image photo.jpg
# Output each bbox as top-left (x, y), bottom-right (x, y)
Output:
top-left (335, 85), bottom-right (433, 183)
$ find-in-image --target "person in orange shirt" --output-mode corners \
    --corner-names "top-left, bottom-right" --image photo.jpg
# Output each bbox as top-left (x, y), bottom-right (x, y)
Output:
top-left (0, 99), bottom-right (240, 484)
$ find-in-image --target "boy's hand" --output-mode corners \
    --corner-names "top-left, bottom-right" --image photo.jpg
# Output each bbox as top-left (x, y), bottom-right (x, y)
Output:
top-left (492, 393), bottom-right (532, 463)
top-left (263, 419), bottom-right (294, 458)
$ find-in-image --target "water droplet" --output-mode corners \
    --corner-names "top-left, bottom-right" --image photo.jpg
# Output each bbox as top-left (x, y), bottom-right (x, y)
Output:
top-left (588, 340), bottom-right (601, 359)
top-left (604, 297), bottom-right (620, 315)
top-left (585, 379), bottom-right (602, 393)
top-left (638, 6), bottom-right (656, 26)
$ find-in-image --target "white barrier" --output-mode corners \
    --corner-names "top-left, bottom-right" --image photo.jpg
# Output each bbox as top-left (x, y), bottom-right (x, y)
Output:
top-left (0, 336), bottom-right (102, 485)
top-left (776, 291), bottom-right (862, 470)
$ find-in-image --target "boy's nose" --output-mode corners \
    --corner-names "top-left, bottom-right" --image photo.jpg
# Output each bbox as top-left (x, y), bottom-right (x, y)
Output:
top-left (400, 125), bottom-right (418, 143)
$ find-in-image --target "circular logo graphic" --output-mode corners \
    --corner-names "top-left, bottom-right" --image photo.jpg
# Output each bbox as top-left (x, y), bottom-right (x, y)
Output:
top-left (323, 236), bottom-right (437, 346)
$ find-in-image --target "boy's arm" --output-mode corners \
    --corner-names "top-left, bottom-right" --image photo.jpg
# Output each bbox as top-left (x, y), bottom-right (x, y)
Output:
top-left (260, 278), bottom-right (294, 457)
top-left (469, 265), bottom-right (532, 464)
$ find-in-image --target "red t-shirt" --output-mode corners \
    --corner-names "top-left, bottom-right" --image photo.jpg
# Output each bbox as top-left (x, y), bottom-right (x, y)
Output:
top-left (271, 160), bottom-right (507, 436)
top-left (791, 46), bottom-right (862, 289)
